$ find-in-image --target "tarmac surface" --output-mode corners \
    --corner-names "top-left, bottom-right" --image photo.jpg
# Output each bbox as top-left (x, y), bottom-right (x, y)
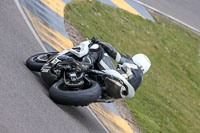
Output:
top-left (0, 0), bottom-right (107, 132)
top-left (137, 0), bottom-right (200, 31)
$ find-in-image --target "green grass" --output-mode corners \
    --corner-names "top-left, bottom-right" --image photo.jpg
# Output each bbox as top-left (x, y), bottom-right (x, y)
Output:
top-left (64, 0), bottom-right (200, 132)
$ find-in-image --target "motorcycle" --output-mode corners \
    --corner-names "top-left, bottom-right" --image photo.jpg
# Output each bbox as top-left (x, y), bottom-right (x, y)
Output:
top-left (26, 40), bottom-right (133, 106)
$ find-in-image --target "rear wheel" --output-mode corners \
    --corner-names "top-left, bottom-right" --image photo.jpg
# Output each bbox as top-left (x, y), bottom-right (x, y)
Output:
top-left (49, 79), bottom-right (101, 106)
top-left (26, 52), bottom-right (58, 72)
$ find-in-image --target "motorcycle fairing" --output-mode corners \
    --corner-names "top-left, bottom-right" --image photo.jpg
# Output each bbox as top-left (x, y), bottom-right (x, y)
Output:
top-left (49, 40), bottom-right (91, 65)
top-left (102, 69), bottom-right (135, 98)
top-left (90, 44), bottom-right (99, 49)
top-left (69, 40), bottom-right (91, 58)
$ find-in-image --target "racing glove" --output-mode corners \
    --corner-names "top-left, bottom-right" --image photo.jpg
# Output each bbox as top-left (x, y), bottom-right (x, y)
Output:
top-left (91, 37), bottom-right (100, 44)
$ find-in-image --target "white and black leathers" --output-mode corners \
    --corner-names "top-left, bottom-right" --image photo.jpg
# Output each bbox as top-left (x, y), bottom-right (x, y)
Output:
top-left (78, 40), bottom-right (144, 96)
top-left (99, 41), bottom-right (144, 91)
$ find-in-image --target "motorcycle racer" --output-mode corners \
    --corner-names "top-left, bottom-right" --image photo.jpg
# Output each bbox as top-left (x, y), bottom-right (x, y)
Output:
top-left (68, 37), bottom-right (151, 99)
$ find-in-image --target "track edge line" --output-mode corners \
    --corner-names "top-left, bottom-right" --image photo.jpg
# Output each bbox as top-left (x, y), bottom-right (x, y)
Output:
top-left (14, 0), bottom-right (48, 52)
top-left (134, 0), bottom-right (200, 34)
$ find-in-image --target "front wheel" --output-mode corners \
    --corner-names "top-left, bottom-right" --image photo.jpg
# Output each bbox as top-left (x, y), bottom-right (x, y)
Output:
top-left (49, 79), bottom-right (101, 106)
top-left (26, 52), bottom-right (58, 72)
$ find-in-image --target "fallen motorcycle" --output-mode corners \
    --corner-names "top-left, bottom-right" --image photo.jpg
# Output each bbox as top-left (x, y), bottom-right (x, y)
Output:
top-left (26, 40), bottom-right (132, 106)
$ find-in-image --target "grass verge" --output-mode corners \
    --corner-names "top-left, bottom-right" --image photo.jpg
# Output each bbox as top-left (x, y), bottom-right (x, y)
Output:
top-left (64, 0), bottom-right (200, 132)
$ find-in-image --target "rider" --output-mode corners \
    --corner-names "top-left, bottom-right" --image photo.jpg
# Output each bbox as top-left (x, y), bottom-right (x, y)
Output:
top-left (69, 37), bottom-right (151, 99)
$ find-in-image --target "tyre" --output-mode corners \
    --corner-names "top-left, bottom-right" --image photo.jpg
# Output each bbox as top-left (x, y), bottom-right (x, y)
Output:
top-left (49, 79), bottom-right (101, 106)
top-left (26, 52), bottom-right (57, 72)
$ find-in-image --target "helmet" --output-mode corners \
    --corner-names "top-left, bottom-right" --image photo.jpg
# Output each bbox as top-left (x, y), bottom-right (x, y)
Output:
top-left (132, 54), bottom-right (151, 74)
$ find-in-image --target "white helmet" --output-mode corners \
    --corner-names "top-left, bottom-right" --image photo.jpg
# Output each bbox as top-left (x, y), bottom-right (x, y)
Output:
top-left (132, 54), bottom-right (151, 74)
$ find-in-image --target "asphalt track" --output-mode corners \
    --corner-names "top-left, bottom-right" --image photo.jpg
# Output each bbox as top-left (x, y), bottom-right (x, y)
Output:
top-left (137, 0), bottom-right (200, 31)
top-left (0, 0), bottom-right (107, 132)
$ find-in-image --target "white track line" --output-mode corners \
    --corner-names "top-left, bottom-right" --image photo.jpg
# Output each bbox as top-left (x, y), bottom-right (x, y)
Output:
top-left (134, 0), bottom-right (200, 34)
top-left (15, 0), bottom-right (109, 132)
top-left (15, 0), bottom-right (48, 52)
top-left (87, 106), bottom-right (110, 133)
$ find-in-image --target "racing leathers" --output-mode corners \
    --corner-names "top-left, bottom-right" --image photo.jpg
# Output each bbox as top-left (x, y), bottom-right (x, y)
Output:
top-left (99, 41), bottom-right (144, 91)
top-left (76, 40), bottom-right (144, 97)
